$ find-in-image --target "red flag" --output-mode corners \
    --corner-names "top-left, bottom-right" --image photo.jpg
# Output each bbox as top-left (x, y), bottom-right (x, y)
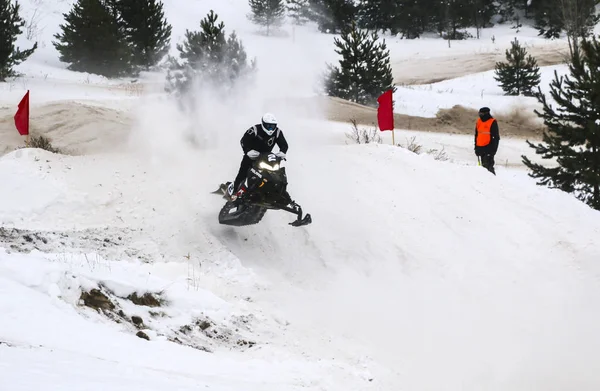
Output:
top-left (14, 90), bottom-right (30, 136)
top-left (377, 89), bottom-right (394, 131)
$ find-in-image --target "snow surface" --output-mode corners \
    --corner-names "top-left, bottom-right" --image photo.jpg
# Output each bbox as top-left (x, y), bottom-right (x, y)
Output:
top-left (2, 1), bottom-right (600, 390)
top-left (394, 64), bottom-right (570, 118)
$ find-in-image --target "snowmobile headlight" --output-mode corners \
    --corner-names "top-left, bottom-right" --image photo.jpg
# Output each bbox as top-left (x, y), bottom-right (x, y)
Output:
top-left (259, 162), bottom-right (280, 171)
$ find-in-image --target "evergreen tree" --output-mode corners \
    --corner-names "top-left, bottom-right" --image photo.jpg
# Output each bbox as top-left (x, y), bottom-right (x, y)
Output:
top-left (286, 0), bottom-right (310, 25)
top-left (445, 0), bottom-right (472, 39)
top-left (166, 10), bottom-right (255, 96)
top-left (357, 0), bottom-right (399, 34)
top-left (308, 0), bottom-right (356, 33)
top-left (496, 0), bottom-right (527, 27)
top-left (0, 0), bottom-right (37, 81)
top-left (429, 0), bottom-right (472, 40)
top-left (115, 0), bottom-right (172, 70)
top-left (248, 0), bottom-right (285, 35)
top-left (396, 0), bottom-right (427, 39)
top-left (469, 0), bottom-right (497, 38)
top-left (496, 0), bottom-right (517, 22)
top-left (494, 38), bottom-right (541, 96)
top-left (53, 0), bottom-right (133, 78)
top-left (530, 0), bottom-right (564, 39)
top-left (325, 21), bottom-right (395, 106)
top-left (522, 36), bottom-right (600, 211)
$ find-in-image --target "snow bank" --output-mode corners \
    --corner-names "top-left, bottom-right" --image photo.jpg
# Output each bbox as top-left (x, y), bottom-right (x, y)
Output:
top-left (0, 101), bottom-right (133, 156)
top-left (0, 248), bottom-right (369, 390)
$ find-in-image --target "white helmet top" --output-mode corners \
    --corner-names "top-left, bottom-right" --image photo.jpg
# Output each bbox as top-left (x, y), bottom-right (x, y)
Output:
top-left (261, 112), bottom-right (277, 136)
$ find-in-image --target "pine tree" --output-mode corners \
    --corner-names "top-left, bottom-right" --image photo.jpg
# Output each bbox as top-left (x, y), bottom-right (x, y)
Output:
top-left (396, 0), bottom-right (427, 38)
top-left (494, 38), bottom-right (541, 96)
top-left (470, 0), bottom-right (497, 38)
top-left (115, 0), bottom-right (172, 70)
top-left (522, 36), bottom-right (600, 211)
top-left (444, 0), bottom-right (472, 40)
top-left (357, 0), bottom-right (399, 34)
top-left (248, 0), bottom-right (285, 35)
top-left (166, 10), bottom-right (255, 96)
top-left (496, 0), bottom-right (516, 22)
top-left (496, 0), bottom-right (526, 27)
top-left (53, 0), bottom-right (133, 78)
top-left (531, 0), bottom-right (564, 39)
top-left (429, 0), bottom-right (470, 39)
top-left (308, 0), bottom-right (356, 33)
top-left (0, 0), bottom-right (37, 81)
top-left (286, 0), bottom-right (310, 25)
top-left (325, 21), bottom-right (395, 106)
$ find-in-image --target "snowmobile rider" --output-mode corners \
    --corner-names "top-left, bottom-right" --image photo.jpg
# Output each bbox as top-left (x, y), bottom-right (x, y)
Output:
top-left (227, 112), bottom-right (288, 200)
top-left (474, 107), bottom-right (500, 175)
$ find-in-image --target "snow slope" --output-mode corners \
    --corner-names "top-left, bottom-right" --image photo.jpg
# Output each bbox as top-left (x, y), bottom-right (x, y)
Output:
top-left (0, 248), bottom-right (362, 391)
top-left (2, 1), bottom-right (600, 390)
top-left (2, 142), bottom-right (600, 390)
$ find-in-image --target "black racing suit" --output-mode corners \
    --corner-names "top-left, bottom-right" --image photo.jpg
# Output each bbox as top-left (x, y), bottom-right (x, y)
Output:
top-left (474, 114), bottom-right (500, 175)
top-left (233, 124), bottom-right (289, 191)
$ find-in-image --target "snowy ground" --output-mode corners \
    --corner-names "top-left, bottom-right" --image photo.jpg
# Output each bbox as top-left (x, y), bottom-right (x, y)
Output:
top-left (2, 1), bottom-right (600, 390)
top-left (393, 64), bottom-right (570, 118)
top-left (2, 144), bottom-right (600, 390)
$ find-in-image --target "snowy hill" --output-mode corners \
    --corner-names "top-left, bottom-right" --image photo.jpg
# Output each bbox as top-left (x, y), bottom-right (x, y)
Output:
top-left (2, 1), bottom-right (600, 390)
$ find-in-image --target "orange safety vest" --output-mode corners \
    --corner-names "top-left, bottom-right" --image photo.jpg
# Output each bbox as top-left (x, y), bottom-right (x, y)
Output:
top-left (476, 118), bottom-right (495, 147)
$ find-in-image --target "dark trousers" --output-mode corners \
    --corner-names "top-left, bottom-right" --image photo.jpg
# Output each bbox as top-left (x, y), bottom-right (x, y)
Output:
top-left (480, 154), bottom-right (496, 175)
top-left (234, 156), bottom-right (253, 190)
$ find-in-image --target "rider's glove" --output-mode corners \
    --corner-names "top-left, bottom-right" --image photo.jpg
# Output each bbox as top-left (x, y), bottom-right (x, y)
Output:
top-left (275, 151), bottom-right (286, 159)
top-left (247, 150), bottom-right (260, 159)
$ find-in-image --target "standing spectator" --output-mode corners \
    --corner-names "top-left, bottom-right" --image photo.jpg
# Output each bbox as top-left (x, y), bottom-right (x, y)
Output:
top-left (474, 107), bottom-right (500, 175)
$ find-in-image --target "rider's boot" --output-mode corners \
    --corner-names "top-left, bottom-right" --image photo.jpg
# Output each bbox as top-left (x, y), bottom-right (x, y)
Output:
top-left (230, 184), bottom-right (247, 204)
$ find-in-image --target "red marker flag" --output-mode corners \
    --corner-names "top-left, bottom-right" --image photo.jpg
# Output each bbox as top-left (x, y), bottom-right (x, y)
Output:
top-left (14, 90), bottom-right (30, 136)
top-left (377, 89), bottom-right (394, 131)
top-left (377, 89), bottom-right (395, 144)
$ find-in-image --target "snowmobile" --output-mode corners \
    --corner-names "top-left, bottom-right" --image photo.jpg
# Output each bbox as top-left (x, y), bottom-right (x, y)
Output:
top-left (213, 152), bottom-right (312, 227)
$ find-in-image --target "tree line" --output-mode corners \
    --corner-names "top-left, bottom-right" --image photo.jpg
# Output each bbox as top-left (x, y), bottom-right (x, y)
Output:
top-left (252, 0), bottom-right (599, 40)
top-left (3, 0), bottom-right (599, 80)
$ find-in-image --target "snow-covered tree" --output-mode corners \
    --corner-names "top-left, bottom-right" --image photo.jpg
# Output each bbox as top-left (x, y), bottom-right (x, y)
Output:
top-left (308, 0), bottom-right (356, 33)
top-left (248, 0), bottom-right (285, 35)
top-left (286, 0), bottom-right (310, 25)
top-left (166, 10), bottom-right (255, 96)
top-left (0, 0), bottom-right (37, 80)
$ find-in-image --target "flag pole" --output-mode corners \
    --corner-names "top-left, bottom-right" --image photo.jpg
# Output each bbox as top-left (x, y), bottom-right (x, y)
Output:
top-left (391, 128), bottom-right (395, 145)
